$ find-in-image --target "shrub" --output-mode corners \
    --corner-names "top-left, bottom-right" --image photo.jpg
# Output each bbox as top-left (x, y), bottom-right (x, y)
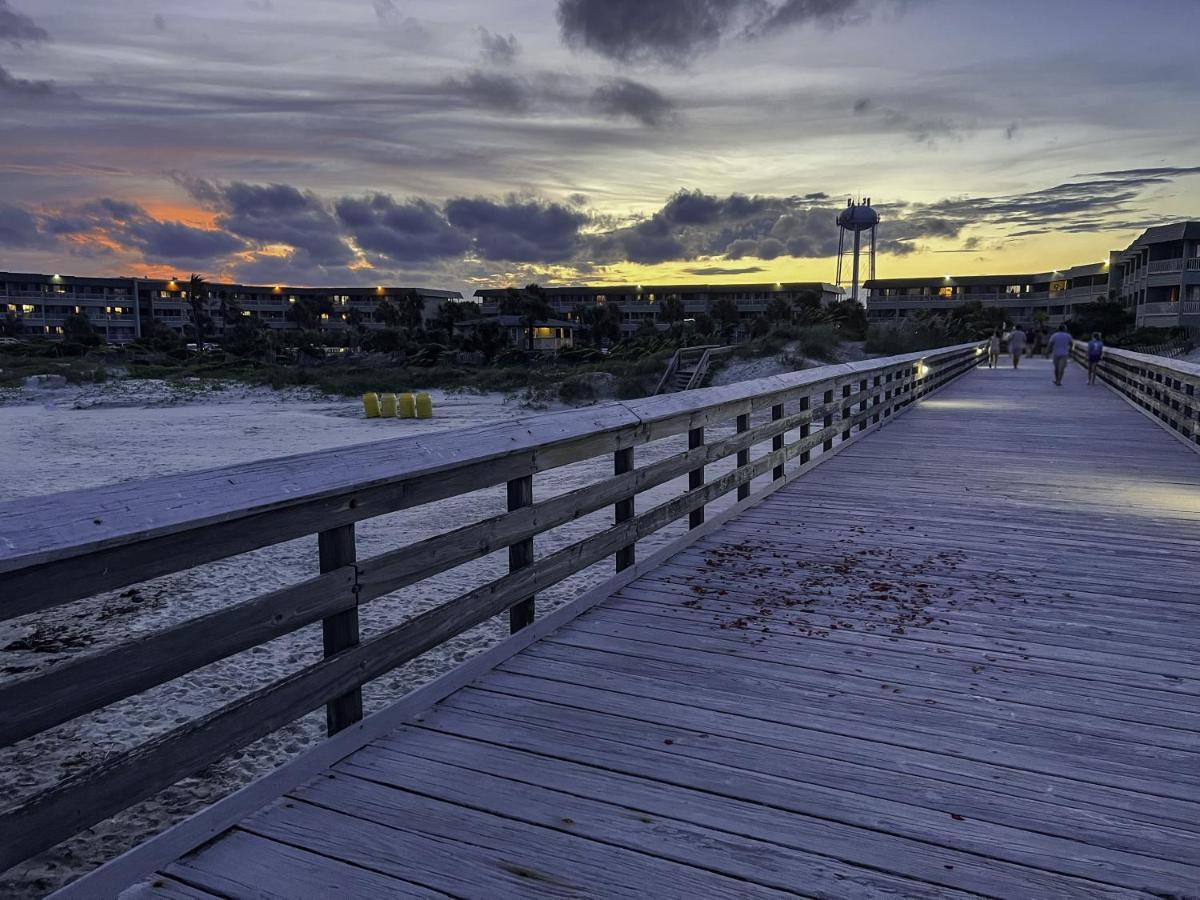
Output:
top-left (796, 325), bottom-right (840, 361)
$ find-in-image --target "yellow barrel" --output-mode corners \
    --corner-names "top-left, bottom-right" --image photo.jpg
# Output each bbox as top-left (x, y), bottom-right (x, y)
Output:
top-left (379, 392), bottom-right (398, 418)
top-left (415, 392), bottom-right (433, 419)
top-left (398, 392), bottom-right (416, 419)
top-left (362, 392), bottom-right (380, 418)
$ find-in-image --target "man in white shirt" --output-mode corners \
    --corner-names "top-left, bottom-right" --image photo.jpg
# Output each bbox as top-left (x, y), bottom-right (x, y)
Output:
top-left (1046, 324), bottom-right (1073, 386)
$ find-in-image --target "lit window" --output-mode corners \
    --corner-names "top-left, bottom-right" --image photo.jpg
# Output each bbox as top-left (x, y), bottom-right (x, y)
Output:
top-left (242, 310), bottom-right (252, 317)
top-left (114, 306), bottom-right (123, 314)
top-left (534, 326), bottom-right (554, 338)
top-left (55, 326), bottom-right (64, 334)
top-left (22, 304), bottom-right (35, 313)
top-left (937, 287), bottom-right (953, 299)
top-left (320, 313), bottom-right (330, 320)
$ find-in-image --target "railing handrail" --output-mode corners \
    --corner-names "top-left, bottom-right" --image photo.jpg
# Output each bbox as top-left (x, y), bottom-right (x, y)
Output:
top-left (652, 344), bottom-right (724, 395)
top-left (3, 344), bottom-right (952, 588)
top-left (1072, 340), bottom-right (1200, 447)
top-left (0, 341), bottom-right (983, 875)
top-left (682, 345), bottom-right (734, 390)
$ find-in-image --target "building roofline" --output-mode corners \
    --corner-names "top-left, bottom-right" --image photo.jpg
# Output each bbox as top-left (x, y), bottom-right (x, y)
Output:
top-left (473, 282), bottom-right (842, 298)
top-left (0, 271), bottom-right (462, 299)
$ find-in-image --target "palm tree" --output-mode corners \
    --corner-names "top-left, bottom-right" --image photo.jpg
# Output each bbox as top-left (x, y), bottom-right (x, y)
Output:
top-left (659, 295), bottom-right (686, 335)
top-left (765, 296), bottom-right (793, 325)
top-left (375, 299), bottom-right (401, 329)
top-left (711, 298), bottom-right (740, 341)
top-left (397, 291), bottom-right (426, 332)
top-left (520, 284), bottom-right (553, 351)
top-left (187, 274), bottom-right (208, 342)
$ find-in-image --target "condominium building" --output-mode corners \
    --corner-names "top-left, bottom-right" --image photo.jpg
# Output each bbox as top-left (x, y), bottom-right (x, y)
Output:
top-left (1108, 222), bottom-right (1200, 328)
top-left (0, 272), bottom-right (462, 344)
top-left (865, 262), bottom-right (1110, 328)
top-left (865, 220), bottom-right (1200, 331)
top-left (473, 282), bottom-right (844, 335)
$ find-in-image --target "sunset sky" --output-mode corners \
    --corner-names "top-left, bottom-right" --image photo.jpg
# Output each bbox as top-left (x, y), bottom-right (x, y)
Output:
top-left (1, 0), bottom-right (1198, 295)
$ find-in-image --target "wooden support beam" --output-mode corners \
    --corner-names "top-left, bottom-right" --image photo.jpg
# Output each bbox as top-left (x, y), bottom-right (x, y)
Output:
top-left (735, 413), bottom-right (751, 501)
top-left (771, 404), bottom-right (785, 480)
top-left (614, 447), bottom-right (635, 571)
top-left (823, 389), bottom-right (835, 452)
top-left (507, 475), bottom-right (535, 633)
top-left (798, 396), bottom-right (811, 465)
top-left (318, 524), bottom-right (361, 736)
top-left (688, 426), bottom-right (705, 529)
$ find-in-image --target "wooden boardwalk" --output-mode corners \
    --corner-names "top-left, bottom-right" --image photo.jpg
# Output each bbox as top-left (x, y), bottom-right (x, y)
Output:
top-left (92, 359), bottom-right (1200, 897)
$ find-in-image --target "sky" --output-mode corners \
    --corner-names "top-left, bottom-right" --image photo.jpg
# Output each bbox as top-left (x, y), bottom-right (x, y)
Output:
top-left (1, 0), bottom-right (1198, 296)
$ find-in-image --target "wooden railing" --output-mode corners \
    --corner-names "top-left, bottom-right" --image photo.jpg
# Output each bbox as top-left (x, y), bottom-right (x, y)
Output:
top-left (653, 345), bottom-right (724, 395)
top-left (679, 345), bottom-right (734, 391)
top-left (0, 342), bottom-right (983, 872)
top-left (1074, 341), bottom-right (1200, 445)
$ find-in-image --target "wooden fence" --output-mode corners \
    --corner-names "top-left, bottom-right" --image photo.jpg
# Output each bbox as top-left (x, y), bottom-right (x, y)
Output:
top-left (0, 341), bottom-right (982, 872)
top-left (1076, 341), bottom-right (1200, 445)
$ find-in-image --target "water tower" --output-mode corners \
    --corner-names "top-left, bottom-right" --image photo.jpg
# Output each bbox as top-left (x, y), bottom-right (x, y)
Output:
top-left (835, 197), bottom-right (879, 303)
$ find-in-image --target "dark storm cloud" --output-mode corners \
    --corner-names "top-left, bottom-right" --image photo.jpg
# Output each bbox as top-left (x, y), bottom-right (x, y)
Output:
top-left (0, 64), bottom-right (58, 98)
top-left (1086, 165), bottom-right (1200, 180)
top-left (335, 194), bottom-right (470, 262)
top-left (557, 0), bottom-right (909, 65)
top-left (443, 70), bottom-right (533, 113)
top-left (44, 198), bottom-right (248, 263)
top-left (200, 181), bottom-right (355, 266)
top-left (477, 27), bottom-right (520, 64)
top-left (0, 202), bottom-right (50, 248)
top-left (0, 0), bottom-right (47, 46)
top-left (683, 265), bottom-right (766, 276)
top-left (558, 0), bottom-right (735, 65)
top-left (591, 78), bottom-right (676, 127)
top-left (445, 195), bottom-right (589, 262)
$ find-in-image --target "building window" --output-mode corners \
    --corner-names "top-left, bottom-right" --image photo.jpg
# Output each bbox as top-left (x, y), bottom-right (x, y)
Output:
top-left (937, 287), bottom-right (953, 298)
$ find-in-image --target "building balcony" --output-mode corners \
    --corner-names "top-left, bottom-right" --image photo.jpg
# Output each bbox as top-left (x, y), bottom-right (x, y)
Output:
top-left (1139, 301), bottom-right (1180, 318)
top-left (1148, 259), bottom-right (1184, 274)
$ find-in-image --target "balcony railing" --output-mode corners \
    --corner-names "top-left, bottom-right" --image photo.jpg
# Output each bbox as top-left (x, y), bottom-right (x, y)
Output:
top-left (1148, 259), bottom-right (1184, 274)
top-left (1189, 258), bottom-right (1200, 271)
top-left (1139, 302), bottom-right (1179, 318)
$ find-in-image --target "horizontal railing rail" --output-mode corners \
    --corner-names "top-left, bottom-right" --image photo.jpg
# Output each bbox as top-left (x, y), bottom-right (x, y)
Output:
top-left (1072, 340), bottom-right (1200, 445)
top-left (0, 341), bottom-right (983, 872)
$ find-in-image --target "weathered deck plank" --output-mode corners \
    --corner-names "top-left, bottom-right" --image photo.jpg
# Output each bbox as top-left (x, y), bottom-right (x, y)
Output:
top-left (90, 358), bottom-right (1200, 898)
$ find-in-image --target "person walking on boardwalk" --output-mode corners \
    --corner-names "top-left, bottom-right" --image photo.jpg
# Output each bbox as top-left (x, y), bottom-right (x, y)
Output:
top-left (1008, 325), bottom-right (1027, 369)
top-left (1047, 323), bottom-right (1073, 386)
top-left (987, 330), bottom-right (1001, 369)
top-left (1086, 332), bottom-right (1105, 385)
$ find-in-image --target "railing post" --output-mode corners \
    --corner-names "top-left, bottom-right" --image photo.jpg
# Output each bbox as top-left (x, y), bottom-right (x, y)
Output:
top-left (858, 378), bottom-right (868, 432)
top-left (614, 447), bottom-right (635, 571)
top-left (736, 413), bottom-right (751, 501)
top-left (688, 426), bottom-right (705, 529)
top-left (872, 375), bottom-right (882, 424)
top-left (318, 523), bottom-right (361, 736)
top-left (772, 403), bottom-right (785, 480)
top-left (799, 396), bottom-right (811, 464)
top-left (841, 383), bottom-right (852, 441)
top-left (823, 388), bottom-right (835, 452)
top-left (507, 475), bottom-right (535, 632)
